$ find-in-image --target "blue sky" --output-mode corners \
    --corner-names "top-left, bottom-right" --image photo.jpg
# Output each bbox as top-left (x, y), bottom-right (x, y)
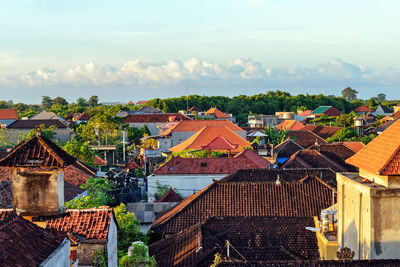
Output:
top-left (1, 0), bottom-right (400, 103)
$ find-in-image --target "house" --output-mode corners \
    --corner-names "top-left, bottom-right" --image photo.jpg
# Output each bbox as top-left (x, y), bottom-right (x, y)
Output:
top-left (72, 112), bottom-right (91, 124)
top-left (275, 111), bottom-right (295, 120)
top-left (149, 216), bottom-right (320, 266)
top-left (160, 120), bottom-right (247, 148)
top-left (273, 139), bottom-right (304, 164)
top-left (123, 113), bottom-right (190, 135)
top-left (204, 107), bottom-right (234, 121)
top-left (336, 118), bottom-right (400, 259)
top-left (310, 106), bottom-right (341, 117)
top-left (374, 105), bottom-right (393, 116)
top-left (30, 110), bottom-right (66, 121)
top-left (0, 108), bottom-right (18, 127)
top-left (247, 114), bottom-right (279, 128)
top-left (287, 130), bottom-right (327, 148)
top-left (311, 142), bottom-right (361, 171)
top-left (148, 149), bottom-right (269, 198)
top-left (0, 213), bottom-right (71, 266)
top-left (0, 134), bottom-right (117, 266)
top-left (6, 119), bottom-right (73, 143)
top-left (298, 110), bottom-right (312, 116)
top-left (281, 149), bottom-right (348, 172)
top-left (136, 100), bottom-right (149, 105)
top-left (298, 125), bottom-right (342, 140)
top-left (155, 188), bottom-right (183, 203)
top-left (168, 126), bottom-right (250, 153)
top-left (150, 168), bottom-right (336, 236)
top-left (276, 120), bottom-right (304, 130)
top-left (354, 105), bottom-right (374, 115)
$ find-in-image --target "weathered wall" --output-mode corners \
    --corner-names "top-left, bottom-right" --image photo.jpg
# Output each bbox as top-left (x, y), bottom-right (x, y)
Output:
top-left (40, 238), bottom-right (70, 267)
top-left (6, 128), bottom-right (72, 144)
top-left (148, 174), bottom-right (227, 198)
top-left (76, 242), bottom-right (106, 266)
top-left (107, 216), bottom-right (118, 267)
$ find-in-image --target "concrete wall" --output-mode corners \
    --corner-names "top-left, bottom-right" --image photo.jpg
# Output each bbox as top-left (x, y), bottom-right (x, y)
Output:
top-left (148, 174), bottom-right (227, 198)
top-left (40, 238), bottom-right (70, 267)
top-left (107, 216), bottom-right (118, 267)
top-left (127, 202), bottom-right (178, 223)
top-left (337, 172), bottom-right (400, 260)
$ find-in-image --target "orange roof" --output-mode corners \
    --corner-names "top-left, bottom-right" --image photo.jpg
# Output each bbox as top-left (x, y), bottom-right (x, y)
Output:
top-left (169, 126), bottom-right (250, 153)
top-left (341, 141), bottom-right (365, 153)
top-left (201, 135), bottom-right (238, 150)
top-left (346, 119), bottom-right (400, 175)
top-left (0, 109), bottom-right (18, 120)
top-left (298, 110), bottom-right (312, 116)
top-left (161, 120), bottom-right (243, 136)
top-left (94, 155), bottom-right (107, 165)
top-left (354, 105), bottom-right (374, 113)
top-left (276, 120), bottom-right (304, 131)
top-left (205, 107), bottom-right (230, 118)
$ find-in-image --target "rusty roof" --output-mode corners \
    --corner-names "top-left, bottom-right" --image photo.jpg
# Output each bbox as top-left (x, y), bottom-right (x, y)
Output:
top-left (154, 149), bottom-right (269, 175)
top-left (161, 120), bottom-right (243, 136)
top-left (0, 135), bottom-right (76, 168)
top-left (346, 118), bottom-right (400, 175)
top-left (0, 213), bottom-right (66, 266)
top-left (151, 173), bottom-right (335, 234)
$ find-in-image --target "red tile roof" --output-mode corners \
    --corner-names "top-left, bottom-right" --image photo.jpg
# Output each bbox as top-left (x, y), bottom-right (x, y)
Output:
top-left (161, 120), bottom-right (243, 136)
top-left (46, 208), bottom-right (114, 240)
top-left (155, 188), bottom-right (183, 202)
top-left (274, 139), bottom-right (304, 158)
top-left (125, 160), bottom-right (139, 170)
top-left (0, 135), bottom-right (76, 168)
top-left (287, 130), bottom-right (327, 148)
top-left (205, 107), bottom-right (230, 118)
top-left (276, 120), bottom-right (304, 131)
top-left (169, 126), bottom-right (250, 153)
top-left (298, 125), bottom-right (342, 140)
top-left (312, 143), bottom-right (358, 171)
top-left (0, 213), bottom-right (66, 266)
top-left (354, 105), bottom-right (374, 113)
top-left (346, 118), bottom-right (400, 175)
top-left (74, 113), bottom-right (90, 121)
top-left (150, 216), bottom-right (320, 266)
top-left (136, 100), bottom-right (148, 105)
top-left (341, 141), bottom-right (365, 153)
top-left (94, 155), bottom-right (107, 165)
top-left (0, 109), bottom-right (18, 120)
top-left (123, 113), bottom-right (190, 123)
top-left (151, 174), bottom-right (335, 234)
top-left (200, 135), bottom-right (238, 150)
top-left (154, 149), bottom-right (269, 175)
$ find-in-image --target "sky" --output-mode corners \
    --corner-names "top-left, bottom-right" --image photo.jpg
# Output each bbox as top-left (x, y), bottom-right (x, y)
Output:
top-left (1, 0), bottom-right (400, 103)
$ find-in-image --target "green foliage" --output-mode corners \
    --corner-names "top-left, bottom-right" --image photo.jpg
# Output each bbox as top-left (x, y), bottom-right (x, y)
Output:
top-left (139, 138), bottom-right (158, 149)
top-left (310, 114), bottom-right (335, 126)
top-left (89, 95), bottom-right (99, 107)
top-left (91, 248), bottom-right (107, 267)
top-left (41, 96), bottom-right (53, 110)
top-left (164, 150), bottom-right (225, 164)
top-left (134, 168), bottom-right (145, 178)
top-left (63, 139), bottom-right (95, 164)
top-left (341, 87), bottom-right (358, 101)
top-left (0, 128), bottom-right (10, 148)
top-left (210, 253), bottom-right (222, 267)
top-left (119, 242), bottom-right (156, 267)
top-left (114, 203), bottom-right (147, 258)
top-left (335, 112), bottom-right (357, 128)
top-left (65, 178), bottom-right (114, 209)
top-left (359, 134), bottom-right (377, 144)
top-left (22, 125), bottom-right (57, 141)
top-left (326, 127), bottom-right (359, 142)
top-left (127, 126), bottom-right (149, 142)
top-left (264, 126), bottom-right (288, 146)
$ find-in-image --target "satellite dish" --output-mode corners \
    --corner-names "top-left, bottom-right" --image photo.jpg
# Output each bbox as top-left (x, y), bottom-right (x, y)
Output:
top-left (305, 227), bottom-right (320, 232)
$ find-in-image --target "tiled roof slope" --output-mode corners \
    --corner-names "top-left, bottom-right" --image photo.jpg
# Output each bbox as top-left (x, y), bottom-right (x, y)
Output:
top-left (169, 126), bottom-right (250, 153)
top-left (298, 110), bottom-right (312, 116)
top-left (276, 120), bottom-right (304, 131)
top-left (200, 135), bottom-right (237, 150)
top-left (155, 188), bottom-right (183, 202)
top-left (151, 175), bottom-right (335, 234)
top-left (312, 143), bottom-right (358, 172)
top-left (123, 113), bottom-right (189, 123)
top-left (299, 125), bottom-right (342, 140)
top-left (354, 105), bottom-right (374, 113)
top-left (281, 149), bottom-right (348, 172)
top-left (46, 208), bottom-right (114, 239)
top-left (274, 139), bottom-right (304, 158)
top-left (154, 149), bottom-right (269, 175)
top-left (287, 130), bottom-right (327, 148)
top-left (161, 120), bottom-right (243, 136)
top-left (149, 216), bottom-right (319, 267)
top-left (341, 141), bottom-right (365, 153)
top-left (205, 107), bottom-right (230, 118)
top-left (217, 259), bottom-right (400, 266)
top-left (311, 106), bottom-right (341, 116)
top-left (0, 213), bottom-right (66, 266)
top-left (0, 109), bottom-right (18, 120)
top-left (346, 118), bottom-right (400, 175)
top-left (7, 119), bottom-right (68, 129)
top-left (0, 135), bottom-right (76, 168)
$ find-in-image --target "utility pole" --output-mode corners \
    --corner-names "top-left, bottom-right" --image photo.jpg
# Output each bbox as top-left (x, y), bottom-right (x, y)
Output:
top-left (122, 129), bottom-right (126, 162)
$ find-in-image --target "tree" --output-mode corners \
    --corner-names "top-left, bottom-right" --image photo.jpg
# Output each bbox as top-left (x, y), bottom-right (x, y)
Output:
top-left (77, 97), bottom-right (88, 107)
top-left (341, 87), bottom-right (358, 101)
top-left (119, 241), bottom-right (156, 267)
top-left (377, 93), bottom-right (386, 102)
top-left (264, 126), bottom-right (288, 146)
top-left (326, 127), bottom-right (358, 142)
top-left (53, 97), bottom-right (68, 106)
top-left (41, 96), bottom-right (53, 110)
top-left (63, 139), bottom-right (95, 164)
top-left (23, 125), bottom-right (57, 141)
top-left (89, 95), bottom-right (99, 107)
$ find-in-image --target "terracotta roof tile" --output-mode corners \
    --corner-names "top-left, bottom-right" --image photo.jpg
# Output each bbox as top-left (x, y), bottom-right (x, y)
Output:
top-left (155, 188), bottom-right (183, 202)
top-left (205, 107), bottom-right (230, 118)
top-left (299, 125), bottom-right (342, 140)
top-left (276, 120), bottom-right (304, 131)
top-left (287, 130), bottom-right (327, 148)
top-left (298, 110), bottom-right (312, 116)
top-left (274, 139), bottom-right (304, 158)
top-left (46, 208), bottom-right (114, 240)
top-left (346, 118), bottom-right (400, 175)
top-left (169, 126), bottom-right (250, 153)
top-left (7, 119), bottom-right (68, 129)
top-left (151, 172), bottom-right (335, 234)
top-left (94, 155), bottom-right (107, 165)
top-left (150, 216), bottom-right (320, 266)
top-left (0, 213), bottom-right (66, 266)
top-left (0, 109), bottom-right (18, 120)
top-left (341, 141), bottom-right (365, 153)
top-left (154, 149), bottom-right (269, 175)
top-left (161, 120), bottom-right (243, 136)
top-left (123, 113), bottom-right (190, 123)
top-left (354, 105), bottom-right (374, 113)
